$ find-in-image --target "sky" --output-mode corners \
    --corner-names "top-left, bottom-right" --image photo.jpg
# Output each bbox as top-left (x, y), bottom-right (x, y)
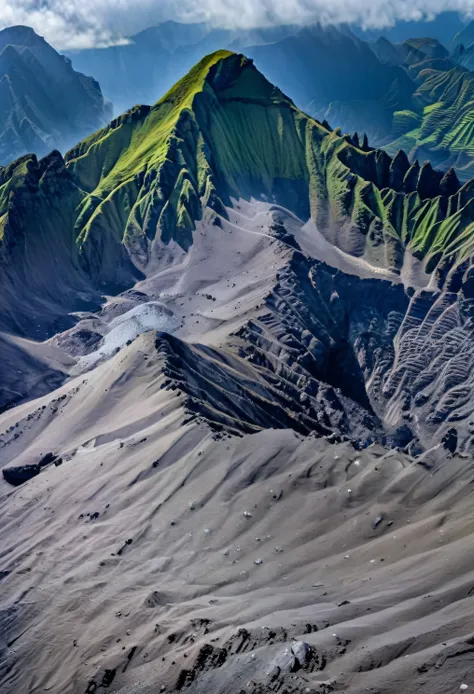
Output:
top-left (0, 0), bottom-right (473, 50)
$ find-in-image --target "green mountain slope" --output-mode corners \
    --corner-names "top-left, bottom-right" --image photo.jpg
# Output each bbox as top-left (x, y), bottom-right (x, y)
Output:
top-left (3, 51), bottom-right (474, 339)
top-left (386, 60), bottom-right (474, 180)
top-left (368, 37), bottom-right (474, 180)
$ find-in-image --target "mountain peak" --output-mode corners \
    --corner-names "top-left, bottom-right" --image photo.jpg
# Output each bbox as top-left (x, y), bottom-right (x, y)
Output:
top-left (60, 49), bottom-right (474, 286)
top-left (201, 51), bottom-right (286, 104)
top-left (0, 24), bottom-right (44, 48)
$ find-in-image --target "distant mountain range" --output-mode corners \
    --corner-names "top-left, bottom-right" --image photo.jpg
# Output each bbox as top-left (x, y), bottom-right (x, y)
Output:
top-left (0, 25), bottom-right (111, 164)
top-left (64, 20), bottom-right (474, 181)
top-left (66, 21), bottom-right (306, 115)
top-left (1, 16), bottom-right (473, 175)
top-left (354, 10), bottom-right (466, 47)
top-left (67, 22), bottom-right (417, 143)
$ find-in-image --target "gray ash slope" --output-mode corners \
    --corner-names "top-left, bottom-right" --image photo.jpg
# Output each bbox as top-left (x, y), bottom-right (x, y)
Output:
top-left (1, 201), bottom-right (474, 694)
top-left (3, 198), bottom-right (474, 454)
top-left (1, 334), bottom-right (474, 694)
top-left (112, 212), bottom-right (474, 456)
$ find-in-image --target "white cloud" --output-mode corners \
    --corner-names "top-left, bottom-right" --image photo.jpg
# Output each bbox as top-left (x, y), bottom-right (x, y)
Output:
top-left (0, 0), bottom-right (473, 50)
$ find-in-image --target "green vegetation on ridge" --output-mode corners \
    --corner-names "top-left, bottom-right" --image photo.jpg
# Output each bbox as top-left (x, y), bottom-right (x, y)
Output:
top-left (3, 50), bottom-right (474, 300)
top-left (387, 64), bottom-right (474, 180)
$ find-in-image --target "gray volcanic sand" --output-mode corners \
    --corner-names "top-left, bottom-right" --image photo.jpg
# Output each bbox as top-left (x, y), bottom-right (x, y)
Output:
top-left (0, 201), bottom-right (474, 693)
top-left (54, 198), bottom-right (408, 372)
top-left (0, 335), bottom-right (474, 694)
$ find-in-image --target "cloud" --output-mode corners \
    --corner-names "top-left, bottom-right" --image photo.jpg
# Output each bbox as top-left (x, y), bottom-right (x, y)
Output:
top-left (0, 0), bottom-right (473, 50)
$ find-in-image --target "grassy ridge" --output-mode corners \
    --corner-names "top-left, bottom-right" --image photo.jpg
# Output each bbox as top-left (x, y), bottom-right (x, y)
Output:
top-left (387, 65), bottom-right (474, 181)
top-left (2, 50), bottom-right (474, 291)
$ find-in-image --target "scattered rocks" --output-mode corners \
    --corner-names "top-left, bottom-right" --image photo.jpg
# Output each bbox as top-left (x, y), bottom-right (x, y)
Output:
top-left (291, 640), bottom-right (311, 666)
top-left (373, 514), bottom-right (384, 528)
top-left (266, 646), bottom-right (296, 678)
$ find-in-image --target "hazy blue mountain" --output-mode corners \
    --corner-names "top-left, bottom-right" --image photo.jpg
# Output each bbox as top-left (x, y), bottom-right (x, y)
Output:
top-left (453, 18), bottom-right (474, 49)
top-left (67, 21), bottom-right (302, 115)
top-left (353, 11), bottom-right (466, 47)
top-left (245, 25), bottom-right (415, 142)
top-left (0, 25), bottom-right (111, 164)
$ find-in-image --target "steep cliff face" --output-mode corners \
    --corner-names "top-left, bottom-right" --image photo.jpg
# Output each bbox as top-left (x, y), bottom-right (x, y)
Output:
top-left (0, 25), bottom-right (111, 165)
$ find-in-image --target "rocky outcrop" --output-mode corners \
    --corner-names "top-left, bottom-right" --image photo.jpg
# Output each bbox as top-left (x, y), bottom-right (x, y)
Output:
top-left (3, 451), bottom-right (61, 485)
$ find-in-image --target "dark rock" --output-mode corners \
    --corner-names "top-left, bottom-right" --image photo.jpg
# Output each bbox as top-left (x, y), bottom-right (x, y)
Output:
top-left (373, 514), bottom-right (384, 528)
top-left (442, 427), bottom-right (458, 454)
top-left (417, 161), bottom-right (443, 200)
top-left (440, 168), bottom-right (460, 196)
top-left (101, 668), bottom-right (116, 687)
top-left (39, 452), bottom-right (57, 467)
top-left (3, 464), bottom-right (41, 486)
top-left (389, 150), bottom-right (410, 191)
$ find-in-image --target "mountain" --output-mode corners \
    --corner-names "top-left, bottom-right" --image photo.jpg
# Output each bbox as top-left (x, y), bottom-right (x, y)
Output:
top-left (68, 22), bottom-right (414, 143)
top-left (354, 10), bottom-right (467, 46)
top-left (65, 21), bottom-right (474, 178)
top-left (244, 25), bottom-right (415, 143)
top-left (2, 49), bottom-right (474, 435)
top-left (3, 51), bottom-right (474, 694)
top-left (365, 37), bottom-right (474, 179)
top-left (65, 21), bottom-right (211, 115)
top-left (68, 15), bottom-right (468, 115)
top-left (67, 21), bottom-right (300, 115)
top-left (386, 61), bottom-right (474, 180)
top-left (0, 25), bottom-right (111, 164)
top-left (453, 18), bottom-right (474, 49)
